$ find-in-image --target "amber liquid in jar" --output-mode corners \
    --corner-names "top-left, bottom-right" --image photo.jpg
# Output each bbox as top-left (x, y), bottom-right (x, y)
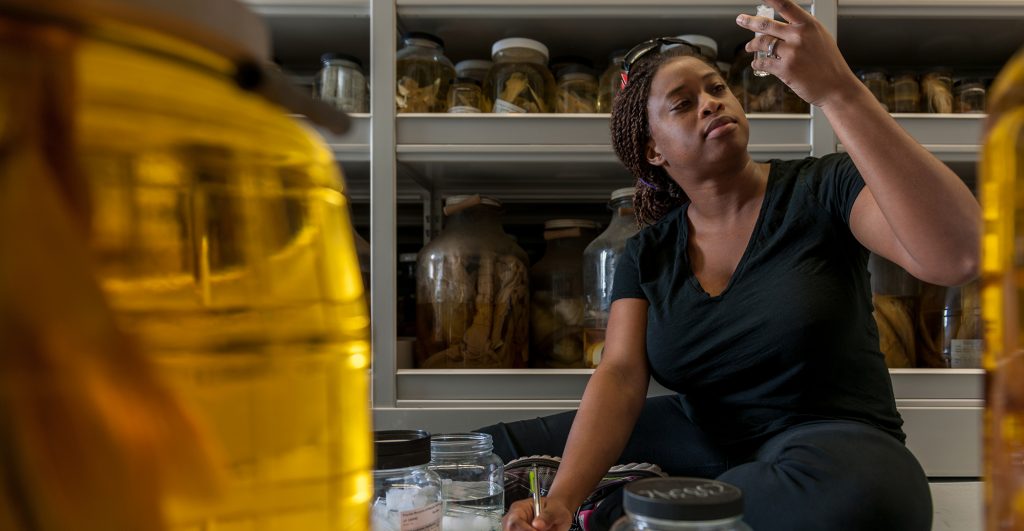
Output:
top-left (485, 60), bottom-right (554, 113)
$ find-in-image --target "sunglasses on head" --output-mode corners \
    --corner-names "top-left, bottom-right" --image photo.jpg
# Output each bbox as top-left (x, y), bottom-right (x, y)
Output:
top-left (620, 37), bottom-right (703, 87)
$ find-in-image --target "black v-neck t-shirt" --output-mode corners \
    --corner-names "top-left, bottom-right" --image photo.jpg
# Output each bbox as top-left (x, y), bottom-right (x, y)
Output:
top-left (611, 153), bottom-right (905, 447)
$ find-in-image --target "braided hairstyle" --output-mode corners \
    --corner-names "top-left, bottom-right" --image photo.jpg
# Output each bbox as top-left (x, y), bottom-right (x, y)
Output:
top-left (611, 50), bottom-right (715, 227)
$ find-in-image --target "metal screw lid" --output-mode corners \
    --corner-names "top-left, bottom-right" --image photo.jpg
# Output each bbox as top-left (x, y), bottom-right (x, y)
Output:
top-left (374, 430), bottom-right (432, 470)
top-left (623, 477), bottom-right (743, 522)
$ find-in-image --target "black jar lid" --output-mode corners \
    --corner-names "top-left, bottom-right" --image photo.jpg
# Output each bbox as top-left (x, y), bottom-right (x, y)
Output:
top-left (374, 430), bottom-right (431, 470)
top-left (623, 477), bottom-right (743, 522)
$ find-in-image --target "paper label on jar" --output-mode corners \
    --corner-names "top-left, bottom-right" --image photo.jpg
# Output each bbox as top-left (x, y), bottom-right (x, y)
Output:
top-left (951, 339), bottom-right (983, 368)
top-left (400, 502), bottom-right (442, 531)
top-left (492, 99), bottom-right (527, 113)
top-left (447, 106), bottom-right (481, 113)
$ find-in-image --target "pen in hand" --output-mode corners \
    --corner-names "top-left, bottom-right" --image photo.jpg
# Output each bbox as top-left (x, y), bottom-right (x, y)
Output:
top-left (529, 464), bottom-right (542, 519)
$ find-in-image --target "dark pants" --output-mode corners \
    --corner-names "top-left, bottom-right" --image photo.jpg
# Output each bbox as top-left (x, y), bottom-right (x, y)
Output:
top-left (477, 395), bottom-right (933, 531)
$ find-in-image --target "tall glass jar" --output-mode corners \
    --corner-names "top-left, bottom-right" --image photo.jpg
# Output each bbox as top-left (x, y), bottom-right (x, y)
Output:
top-left (372, 430), bottom-right (444, 531)
top-left (981, 45), bottom-right (1024, 530)
top-left (318, 53), bottom-right (369, 112)
top-left (609, 478), bottom-right (751, 531)
top-left (396, 32), bottom-right (455, 113)
top-left (531, 219), bottom-right (602, 368)
top-left (869, 253), bottom-right (921, 368)
top-left (922, 68), bottom-right (954, 113)
top-left (893, 71), bottom-right (921, 113)
top-left (949, 280), bottom-right (982, 368)
top-left (556, 66), bottom-right (598, 113)
top-left (583, 188), bottom-right (640, 367)
top-left (484, 37), bottom-right (555, 113)
top-left (597, 49), bottom-right (626, 113)
top-left (429, 433), bottom-right (505, 531)
top-left (416, 195), bottom-right (530, 368)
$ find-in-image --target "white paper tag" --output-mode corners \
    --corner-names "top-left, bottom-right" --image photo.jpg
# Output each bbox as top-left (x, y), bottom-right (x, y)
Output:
top-left (951, 339), bottom-right (983, 368)
top-left (492, 99), bottom-right (527, 113)
top-left (400, 502), bottom-right (442, 531)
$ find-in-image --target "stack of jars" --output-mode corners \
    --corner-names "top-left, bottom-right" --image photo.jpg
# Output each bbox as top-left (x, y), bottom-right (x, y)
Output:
top-left (857, 68), bottom-right (988, 113)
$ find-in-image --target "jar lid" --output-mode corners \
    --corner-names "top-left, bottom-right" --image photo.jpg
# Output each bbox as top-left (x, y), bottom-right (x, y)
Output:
top-left (444, 195), bottom-right (502, 209)
top-left (399, 253), bottom-right (419, 262)
top-left (456, 59), bottom-right (493, 72)
top-left (375, 430), bottom-right (432, 470)
top-left (3, 0), bottom-right (269, 61)
top-left (557, 63), bottom-right (596, 80)
top-left (321, 53), bottom-right (363, 69)
top-left (402, 31), bottom-right (445, 49)
top-left (610, 187), bottom-right (636, 201)
top-left (544, 219), bottom-right (602, 230)
top-left (623, 477), bottom-right (743, 522)
top-left (492, 37), bottom-right (549, 61)
top-left (665, 34), bottom-right (718, 59)
top-left (430, 432), bottom-right (494, 455)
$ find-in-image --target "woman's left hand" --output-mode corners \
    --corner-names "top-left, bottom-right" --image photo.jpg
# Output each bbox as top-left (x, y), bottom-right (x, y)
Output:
top-left (736, 0), bottom-right (861, 109)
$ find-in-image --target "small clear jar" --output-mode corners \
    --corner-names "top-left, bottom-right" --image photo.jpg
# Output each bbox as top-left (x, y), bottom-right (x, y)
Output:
top-left (396, 32), bottom-right (455, 113)
top-left (859, 69), bottom-right (893, 112)
top-left (597, 49), bottom-right (626, 113)
top-left (954, 78), bottom-right (986, 113)
top-left (556, 66), bottom-right (598, 113)
top-left (372, 430), bottom-right (444, 531)
top-left (429, 433), bottom-right (505, 531)
top-left (318, 53), bottom-right (369, 112)
top-left (448, 77), bottom-right (484, 113)
top-left (893, 71), bottom-right (921, 113)
top-left (922, 68), bottom-right (954, 113)
top-left (484, 37), bottom-right (556, 113)
top-left (583, 188), bottom-right (640, 367)
top-left (609, 478), bottom-right (751, 531)
top-left (531, 219), bottom-right (602, 368)
top-left (456, 59), bottom-right (494, 111)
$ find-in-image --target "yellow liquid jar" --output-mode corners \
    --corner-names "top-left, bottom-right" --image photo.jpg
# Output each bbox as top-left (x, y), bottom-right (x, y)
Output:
top-left (980, 47), bottom-right (1024, 531)
top-left (0, 1), bottom-right (371, 530)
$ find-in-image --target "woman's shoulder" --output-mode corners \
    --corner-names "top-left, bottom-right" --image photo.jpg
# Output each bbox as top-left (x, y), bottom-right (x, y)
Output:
top-left (632, 204), bottom-right (687, 247)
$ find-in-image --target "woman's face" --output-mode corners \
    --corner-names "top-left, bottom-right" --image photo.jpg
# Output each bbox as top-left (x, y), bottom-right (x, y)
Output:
top-left (644, 55), bottom-right (750, 176)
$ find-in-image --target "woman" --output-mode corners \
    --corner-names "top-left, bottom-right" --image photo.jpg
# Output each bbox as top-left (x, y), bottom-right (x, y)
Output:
top-left (485, 1), bottom-right (980, 530)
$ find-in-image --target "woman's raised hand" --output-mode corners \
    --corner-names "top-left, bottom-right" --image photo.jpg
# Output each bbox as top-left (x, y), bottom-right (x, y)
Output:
top-left (736, 0), bottom-right (862, 109)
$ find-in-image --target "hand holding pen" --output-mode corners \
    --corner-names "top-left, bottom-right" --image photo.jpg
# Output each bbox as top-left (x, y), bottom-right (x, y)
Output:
top-left (501, 466), bottom-right (573, 531)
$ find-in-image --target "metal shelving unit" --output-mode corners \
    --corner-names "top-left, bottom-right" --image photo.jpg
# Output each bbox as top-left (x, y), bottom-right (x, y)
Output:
top-left (250, 0), bottom-right (1023, 482)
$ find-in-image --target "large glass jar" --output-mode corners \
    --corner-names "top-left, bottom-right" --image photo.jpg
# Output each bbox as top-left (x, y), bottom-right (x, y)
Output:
top-left (583, 188), bottom-right (640, 367)
top-left (980, 47), bottom-right (1024, 529)
top-left (922, 68), bottom-right (954, 113)
top-left (484, 37), bottom-right (555, 113)
top-left (859, 69), bottom-right (893, 112)
top-left (893, 71), bottom-right (921, 113)
top-left (372, 430), bottom-right (444, 531)
top-left (946, 280), bottom-right (983, 368)
top-left (0, 1), bottom-right (372, 529)
top-left (597, 49), bottom-right (626, 113)
top-left (416, 195), bottom-right (530, 368)
top-left (429, 433), bottom-right (505, 531)
top-left (531, 219), bottom-right (602, 368)
top-left (396, 32), bottom-right (455, 113)
top-left (609, 478), bottom-right (752, 531)
top-left (556, 66), bottom-right (598, 113)
top-left (869, 254), bottom-right (921, 368)
top-left (318, 52), bottom-right (369, 112)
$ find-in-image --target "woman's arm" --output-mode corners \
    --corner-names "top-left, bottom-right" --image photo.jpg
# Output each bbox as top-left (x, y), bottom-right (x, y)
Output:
top-left (503, 298), bottom-right (651, 531)
top-left (736, 0), bottom-right (980, 286)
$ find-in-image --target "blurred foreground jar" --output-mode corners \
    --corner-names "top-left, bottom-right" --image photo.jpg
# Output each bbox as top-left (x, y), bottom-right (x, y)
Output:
top-left (429, 433), bottom-right (505, 531)
top-left (416, 195), bottom-right (529, 368)
top-left (583, 188), bottom-right (640, 367)
top-left (609, 478), bottom-right (752, 531)
top-left (531, 219), bottom-right (602, 368)
top-left (372, 431), bottom-right (444, 531)
top-left (0, 1), bottom-right (372, 529)
top-left (980, 46), bottom-right (1024, 531)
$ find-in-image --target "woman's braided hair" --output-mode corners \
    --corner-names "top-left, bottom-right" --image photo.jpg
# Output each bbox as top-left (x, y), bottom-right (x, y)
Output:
top-left (611, 50), bottom-right (714, 227)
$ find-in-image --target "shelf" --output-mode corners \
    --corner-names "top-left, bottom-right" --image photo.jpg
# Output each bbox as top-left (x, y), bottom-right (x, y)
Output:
top-left (839, 0), bottom-right (1024, 18)
top-left (837, 114), bottom-right (984, 163)
top-left (247, 0), bottom-right (370, 70)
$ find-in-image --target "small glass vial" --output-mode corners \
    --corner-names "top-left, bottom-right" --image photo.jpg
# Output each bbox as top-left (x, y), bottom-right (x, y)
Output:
top-left (556, 65), bottom-right (598, 113)
top-left (597, 49), bottom-right (626, 113)
top-left (922, 68), bottom-right (954, 113)
top-left (954, 78), bottom-right (986, 114)
top-left (484, 37), bottom-right (555, 113)
top-left (753, 4), bottom-right (774, 78)
top-left (859, 69), bottom-right (893, 112)
top-left (396, 32), bottom-right (456, 113)
top-left (317, 53), bottom-right (369, 112)
top-left (892, 71), bottom-right (921, 113)
top-left (429, 433), bottom-right (505, 531)
top-left (448, 77), bottom-right (484, 113)
top-left (609, 478), bottom-right (752, 531)
top-left (372, 430), bottom-right (444, 531)
top-left (583, 188), bottom-right (640, 367)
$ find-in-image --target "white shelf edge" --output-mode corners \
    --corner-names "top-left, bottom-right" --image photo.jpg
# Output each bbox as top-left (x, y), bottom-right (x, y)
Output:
top-left (839, 0), bottom-right (1024, 17)
top-left (397, 0), bottom-right (811, 17)
top-left (245, 0), bottom-right (369, 17)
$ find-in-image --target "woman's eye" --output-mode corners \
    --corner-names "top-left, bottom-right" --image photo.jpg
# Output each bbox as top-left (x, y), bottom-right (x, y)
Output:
top-left (672, 100), bottom-right (691, 111)
top-left (712, 84), bottom-right (727, 94)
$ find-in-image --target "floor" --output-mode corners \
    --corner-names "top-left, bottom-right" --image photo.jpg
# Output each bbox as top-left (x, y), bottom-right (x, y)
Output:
top-left (930, 481), bottom-right (982, 531)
